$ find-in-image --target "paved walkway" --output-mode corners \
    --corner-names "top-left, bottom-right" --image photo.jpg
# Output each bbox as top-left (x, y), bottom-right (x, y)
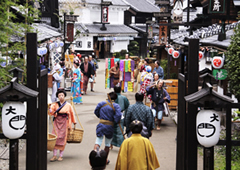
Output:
top-left (18, 59), bottom-right (191, 170)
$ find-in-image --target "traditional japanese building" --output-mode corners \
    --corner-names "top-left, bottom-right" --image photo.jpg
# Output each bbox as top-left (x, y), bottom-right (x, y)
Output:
top-left (123, 0), bottom-right (160, 58)
top-left (59, 0), bottom-right (138, 58)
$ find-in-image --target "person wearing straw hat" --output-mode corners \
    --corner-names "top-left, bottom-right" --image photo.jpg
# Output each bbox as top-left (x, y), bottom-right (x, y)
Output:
top-left (94, 92), bottom-right (122, 164)
top-left (49, 88), bottom-right (76, 162)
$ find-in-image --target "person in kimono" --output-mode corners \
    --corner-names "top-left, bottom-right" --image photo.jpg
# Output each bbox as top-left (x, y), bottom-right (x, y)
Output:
top-left (71, 60), bottom-right (82, 104)
top-left (115, 120), bottom-right (160, 170)
top-left (111, 85), bottom-right (129, 149)
top-left (139, 66), bottom-right (153, 96)
top-left (49, 89), bottom-right (76, 162)
top-left (109, 61), bottom-right (121, 87)
top-left (94, 92), bottom-right (122, 164)
top-left (57, 60), bottom-right (66, 89)
top-left (146, 79), bottom-right (171, 130)
top-left (80, 56), bottom-right (94, 95)
top-left (51, 64), bottom-right (64, 102)
top-left (89, 148), bottom-right (107, 170)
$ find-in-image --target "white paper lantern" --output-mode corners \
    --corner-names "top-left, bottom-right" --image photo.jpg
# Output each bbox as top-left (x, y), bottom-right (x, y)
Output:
top-left (59, 41), bottom-right (64, 47)
top-left (37, 48), bottom-right (42, 56)
top-left (172, 50), bottom-right (180, 59)
top-left (49, 43), bottom-right (54, 51)
top-left (196, 110), bottom-right (221, 148)
top-left (54, 42), bottom-right (59, 48)
top-left (168, 48), bottom-right (174, 55)
top-left (42, 47), bottom-right (47, 55)
top-left (2, 101), bottom-right (26, 139)
top-left (212, 56), bottom-right (224, 69)
top-left (199, 51), bottom-right (204, 60)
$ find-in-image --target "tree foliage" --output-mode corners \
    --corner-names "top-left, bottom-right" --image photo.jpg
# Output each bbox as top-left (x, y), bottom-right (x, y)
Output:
top-left (128, 41), bottom-right (139, 56)
top-left (225, 24), bottom-right (240, 101)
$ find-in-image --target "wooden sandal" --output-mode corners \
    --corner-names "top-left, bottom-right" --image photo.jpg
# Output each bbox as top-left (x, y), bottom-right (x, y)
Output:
top-left (157, 126), bottom-right (161, 131)
top-left (50, 156), bottom-right (58, 162)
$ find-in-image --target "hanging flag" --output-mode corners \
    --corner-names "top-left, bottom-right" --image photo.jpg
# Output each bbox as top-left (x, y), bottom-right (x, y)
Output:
top-left (172, 0), bottom-right (183, 23)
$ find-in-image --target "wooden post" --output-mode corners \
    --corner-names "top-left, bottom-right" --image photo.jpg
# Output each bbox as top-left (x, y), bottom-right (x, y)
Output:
top-left (26, 33), bottom-right (38, 170)
top-left (186, 38), bottom-right (199, 170)
top-left (203, 147), bottom-right (214, 170)
top-left (226, 104), bottom-right (231, 170)
top-left (176, 73), bottom-right (186, 170)
top-left (9, 139), bottom-right (18, 170)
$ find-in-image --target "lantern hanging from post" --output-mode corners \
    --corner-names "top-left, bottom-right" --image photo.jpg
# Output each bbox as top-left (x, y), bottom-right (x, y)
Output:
top-left (2, 101), bottom-right (26, 139)
top-left (196, 110), bottom-right (221, 148)
top-left (172, 50), bottom-right (180, 59)
top-left (199, 51), bottom-right (204, 60)
top-left (212, 56), bottom-right (224, 69)
top-left (168, 48), bottom-right (174, 55)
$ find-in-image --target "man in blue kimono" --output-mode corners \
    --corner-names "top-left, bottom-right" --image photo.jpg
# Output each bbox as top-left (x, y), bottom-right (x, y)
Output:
top-left (153, 61), bottom-right (164, 79)
top-left (94, 92), bottom-right (122, 163)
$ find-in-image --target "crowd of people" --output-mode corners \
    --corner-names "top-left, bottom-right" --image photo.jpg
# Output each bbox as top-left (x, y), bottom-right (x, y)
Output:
top-left (48, 55), bottom-right (170, 170)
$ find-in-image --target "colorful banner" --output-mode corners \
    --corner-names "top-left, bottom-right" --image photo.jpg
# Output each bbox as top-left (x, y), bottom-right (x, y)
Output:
top-left (128, 81), bottom-right (133, 92)
top-left (120, 60), bottom-right (124, 72)
top-left (125, 60), bottom-right (128, 72)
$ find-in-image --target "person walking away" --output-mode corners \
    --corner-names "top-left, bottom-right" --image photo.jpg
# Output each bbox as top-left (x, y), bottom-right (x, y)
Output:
top-left (49, 89), bottom-right (76, 161)
top-left (80, 56), bottom-right (93, 95)
top-left (51, 64), bottom-right (64, 102)
top-left (89, 148), bottom-right (107, 170)
top-left (109, 62), bottom-right (121, 87)
top-left (139, 66), bottom-right (153, 96)
top-left (153, 61), bottom-right (164, 80)
top-left (71, 60), bottom-right (82, 104)
top-left (146, 79), bottom-right (170, 130)
top-left (125, 93), bottom-right (154, 138)
top-left (89, 55), bottom-right (96, 92)
top-left (111, 86), bottom-right (130, 149)
top-left (115, 120), bottom-right (160, 170)
top-left (57, 60), bottom-right (66, 89)
top-left (94, 92), bottom-right (122, 164)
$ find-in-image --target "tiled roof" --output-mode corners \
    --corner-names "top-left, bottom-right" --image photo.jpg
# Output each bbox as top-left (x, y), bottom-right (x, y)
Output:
top-left (10, 23), bottom-right (62, 43)
top-left (59, 0), bottom-right (127, 6)
top-left (130, 24), bottom-right (159, 34)
top-left (123, 0), bottom-right (159, 13)
top-left (75, 23), bottom-right (138, 34)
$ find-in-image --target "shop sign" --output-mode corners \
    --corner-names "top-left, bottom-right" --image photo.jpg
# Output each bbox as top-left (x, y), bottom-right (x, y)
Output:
top-left (209, 0), bottom-right (226, 14)
top-left (67, 23), bottom-right (74, 42)
top-left (212, 69), bottom-right (227, 80)
top-left (102, 6), bottom-right (109, 23)
top-left (159, 22), bottom-right (168, 45)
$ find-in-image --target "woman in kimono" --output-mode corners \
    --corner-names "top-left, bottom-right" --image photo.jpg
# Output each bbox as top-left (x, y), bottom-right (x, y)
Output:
top-left (109, 62), bottom-right (121, 87)
top-left (139, 66), bottom-right (153, 96)
top-left (51, 64), bottom-right (64, 102)
top-left (71, 60), bottom-right (82, 104)
top-left (49, 89), bottom-right (76, 161)
top-left (146, 79), bottom-right (170, 130)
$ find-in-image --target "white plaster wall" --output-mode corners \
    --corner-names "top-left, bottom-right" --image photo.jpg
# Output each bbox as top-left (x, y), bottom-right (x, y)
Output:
top-left (111, 40), bottom-right (129, 53)
top-left (74, 36), bottom-right (93, 51)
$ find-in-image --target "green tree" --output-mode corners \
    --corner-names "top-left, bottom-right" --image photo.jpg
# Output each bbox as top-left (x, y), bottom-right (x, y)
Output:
top-left (225, 24), bottom-right (240, 101)
top-left (128, 41), bottom-right (139, 56)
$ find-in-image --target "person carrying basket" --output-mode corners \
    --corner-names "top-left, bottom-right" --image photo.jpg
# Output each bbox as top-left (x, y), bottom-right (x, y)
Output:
top-left (49, 88), bottom-right (76, 162)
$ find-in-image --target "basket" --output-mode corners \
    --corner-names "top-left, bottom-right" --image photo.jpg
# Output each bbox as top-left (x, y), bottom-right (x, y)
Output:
top-left (67, 97), bottom-right (84, 143)
top-left (47, 133), bottom-right (57, 151)
top-left (67, 128), bottom-right (84, 143)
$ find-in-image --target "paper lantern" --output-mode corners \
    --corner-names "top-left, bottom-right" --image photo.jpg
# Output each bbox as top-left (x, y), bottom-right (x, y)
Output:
top-left (199, 51), bottom-right (204, 60)
top-left (48, 43), bottom-right (54, 51)
top-left (196, 110), bottom-right (221, 148)
top-left (168, 48), bottom-right (174, 55)
top-left (2, 101), bottom-right (26, 139)
top-left (54, 42), bottom-right (59, 48)
top-left (212, 56), bottom-right (224, 69)
top-left (37, 48), bottom-right (42, 56)
top-left (172, 50), bottom-right (180, 59)
top-left (42, 47), bottom-right (47, 55)
top-left (59, 41), bottom-right (64, 47)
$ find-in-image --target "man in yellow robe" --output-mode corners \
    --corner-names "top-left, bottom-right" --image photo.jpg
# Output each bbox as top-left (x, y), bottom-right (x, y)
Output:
top-left (115, 120), bottom-right (160, 170)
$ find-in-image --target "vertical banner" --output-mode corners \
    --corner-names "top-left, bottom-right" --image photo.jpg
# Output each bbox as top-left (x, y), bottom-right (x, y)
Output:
top-left (102, 6), bottom-right (109, 23)
top-left (209, 0), bottom-right (226, 14)
top-left (67, 23), bottom-right (74, 42)
top-left (159, 22), bottom-right (168, 45)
